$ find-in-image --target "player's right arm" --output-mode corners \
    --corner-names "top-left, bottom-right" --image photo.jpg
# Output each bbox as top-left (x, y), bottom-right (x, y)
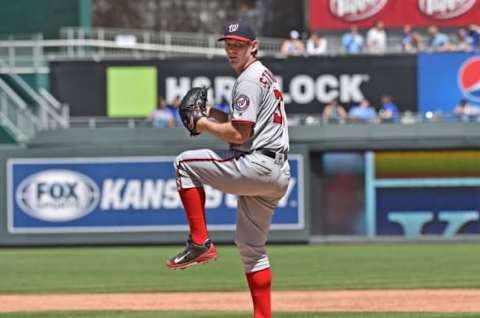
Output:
top-left (196, 119), bottom-right (251, 145)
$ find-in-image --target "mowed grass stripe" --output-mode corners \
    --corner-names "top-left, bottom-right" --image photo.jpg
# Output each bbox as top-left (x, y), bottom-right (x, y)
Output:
top-left (0, 243), bottom-right (479, 294)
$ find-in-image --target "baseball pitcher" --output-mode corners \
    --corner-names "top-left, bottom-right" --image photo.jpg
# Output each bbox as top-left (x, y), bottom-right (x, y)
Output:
top-left (167, 21), bottom-right (290, 318)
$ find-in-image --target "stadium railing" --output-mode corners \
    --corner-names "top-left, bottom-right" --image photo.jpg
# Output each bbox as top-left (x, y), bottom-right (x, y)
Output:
top-left (67, 112), bottom-right (478, 130)
top-left (0, 27), bottom-right (415, 75)
top-left (0, 77), bottom-right (38, 141)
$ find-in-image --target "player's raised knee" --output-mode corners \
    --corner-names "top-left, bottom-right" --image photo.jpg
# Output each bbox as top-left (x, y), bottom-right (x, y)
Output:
top-left (174, 150), bottom-right (194, 169)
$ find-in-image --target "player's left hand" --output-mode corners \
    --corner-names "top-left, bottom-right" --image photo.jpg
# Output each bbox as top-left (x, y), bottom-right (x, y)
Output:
top-left (178, 87), bottom-right (208, 136)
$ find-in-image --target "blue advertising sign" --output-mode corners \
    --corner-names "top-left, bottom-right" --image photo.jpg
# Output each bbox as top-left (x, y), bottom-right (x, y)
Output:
top-left (7, 156), bottom-right (304, 233)
top-left (417, 52), bottom-right (480, 113)
top-left (376, 186), bottom-right (480, 237)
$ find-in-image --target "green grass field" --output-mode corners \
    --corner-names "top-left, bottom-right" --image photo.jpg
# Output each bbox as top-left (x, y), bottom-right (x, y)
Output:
top-left (1, 242), bottom-right (479, 317)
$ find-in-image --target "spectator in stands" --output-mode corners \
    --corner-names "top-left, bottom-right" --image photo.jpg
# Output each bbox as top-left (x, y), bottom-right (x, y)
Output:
top-left (166, 95), bottom-right (183, 127)
top-left (341, 25), bottom-right (364, 54)
top-left (149, 97), bottom-right (175, 128)
top-left (453, 98), bottom-right (480, 122)
top-left (348, 98), bottom-right (377, 123)
top-left (322, 98), bottom-right (347, 124)
top-left (402, 25), bottom-right (424, 52)
top-left (280, 30), bottom-right (305, 56)
top-left (454, 28), bottom-right (474, 52)
top-left (366, 21), bottom-right (386, 54)
top-left (427, 26), bottom-right (451, 52)
top-left (379, 95), bottom-right (399, 123)
top-left (467, 24), bottom-right (480, 50)
top-left (306, 32), bottom-right (327, 56)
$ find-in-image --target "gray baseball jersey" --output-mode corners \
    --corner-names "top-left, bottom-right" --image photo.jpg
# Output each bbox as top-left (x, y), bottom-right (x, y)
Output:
top-left (175, 60), bottom-right (290, 273)
top-left (230, 60), bottom-right (289, 154)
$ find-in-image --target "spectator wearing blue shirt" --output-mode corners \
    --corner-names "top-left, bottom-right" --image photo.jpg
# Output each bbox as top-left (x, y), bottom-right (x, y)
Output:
top-left (348, 98), bottom-right (377, 123)
top-left (379, 95), bottom-right (399, 123)
top-left (341, 25), bottom-right (364, 54)
top-left (149, 97), bottom-right (175, 128)
top-left (468, 24), bottom-right (480, 50)
top-left (428, 26), bottom-right (451, 52)
top-left (166, 96), bottom-right (183, 127)
top-left (402, 25), bottom-right (423, 52)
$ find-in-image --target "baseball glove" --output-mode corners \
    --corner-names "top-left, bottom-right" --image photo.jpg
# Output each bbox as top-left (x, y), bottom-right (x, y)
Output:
top-left (178, 87), bottom-right (208, 136)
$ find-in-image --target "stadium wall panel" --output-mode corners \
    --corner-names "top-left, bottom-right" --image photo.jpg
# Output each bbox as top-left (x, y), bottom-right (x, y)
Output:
top-left (2, 124), bottom-right (480, 246)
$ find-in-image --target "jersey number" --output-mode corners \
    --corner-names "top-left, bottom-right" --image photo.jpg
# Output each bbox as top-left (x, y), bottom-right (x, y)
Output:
top-left (273, 89), bottom-right (284, 124)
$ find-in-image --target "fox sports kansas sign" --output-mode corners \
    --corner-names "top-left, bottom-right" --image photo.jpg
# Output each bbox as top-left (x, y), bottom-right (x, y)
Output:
top-left (7, 157), bottom-right (304, 233)
top-left (16, 170), bottom-right (99, 222)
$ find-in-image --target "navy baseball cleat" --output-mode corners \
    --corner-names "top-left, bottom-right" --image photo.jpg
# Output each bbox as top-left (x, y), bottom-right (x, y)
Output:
top-left (166, 238), bottom-right (217, 270)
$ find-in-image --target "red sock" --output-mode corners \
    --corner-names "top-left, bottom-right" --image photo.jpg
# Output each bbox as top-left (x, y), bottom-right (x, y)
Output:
top-left (179, 187), bottom-right (208, 245)
top-left (246, 268), bottom-right (272, 318)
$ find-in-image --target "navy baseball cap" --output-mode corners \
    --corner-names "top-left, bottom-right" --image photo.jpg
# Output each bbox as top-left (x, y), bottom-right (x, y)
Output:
top-left (218, 21), bottom-right (256, 42)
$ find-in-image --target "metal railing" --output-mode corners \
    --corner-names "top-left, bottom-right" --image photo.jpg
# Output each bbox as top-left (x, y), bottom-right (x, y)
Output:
top-left (66, 111), bottom-right (478, 130)
top-left (2, 27), bottom-right (412, 74)
top-left (0, 28), bottom-right (283, 74)
top-left (0, 26), bottom-right (475, 75)
top-left (0, 59), bottom-right (69, 128)
top-left (0, 58), bottom-right (69, 140)
top-left (0, 78), bottom-right (38, 141)
top-left (59, 27), bottom-right (284, 59)
top-left (69, 117), bottom-right (152, 129)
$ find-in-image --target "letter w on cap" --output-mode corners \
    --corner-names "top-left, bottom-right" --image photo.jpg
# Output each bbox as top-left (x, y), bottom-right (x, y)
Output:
top-left (229, 24), bottom-right (239, 32)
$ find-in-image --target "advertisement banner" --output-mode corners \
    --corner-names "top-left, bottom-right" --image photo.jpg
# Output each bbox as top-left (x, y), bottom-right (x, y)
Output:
top-left (417, 52), bottom-right (480, 113)
top-left (376, 186), bottom-right (480, 237)
top-left (51, 56), bottom-right (417, 116)
top-left (7, 156), bottom-right (304, 234)
top-left (158, 56), bottom-right (417, 114)
top-left (371, 151), bottom-right (480, 237)
top-left (310, 0), bottom-right (480, 30)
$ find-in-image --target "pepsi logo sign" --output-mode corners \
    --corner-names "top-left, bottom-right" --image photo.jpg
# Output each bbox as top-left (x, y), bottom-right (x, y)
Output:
top-left (458, 57), bottom-right (480, 103)
top-left (329, 0), bottom-right (388, 21)
top-left (16, 170), bottom-right (100, 222)
top-left (418, 0), bottom-right (476, 19)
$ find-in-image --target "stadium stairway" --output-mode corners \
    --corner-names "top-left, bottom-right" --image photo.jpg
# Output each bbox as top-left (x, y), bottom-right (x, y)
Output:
top-left (0, 71), bottom-right (69, 143)
top-left (0, 126), bottom-right (16, 143)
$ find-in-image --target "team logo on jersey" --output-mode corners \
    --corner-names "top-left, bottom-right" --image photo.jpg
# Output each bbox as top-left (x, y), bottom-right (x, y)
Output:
top-left (418, 0), bottom-right (475, 19)
top-left (234, 95), bottom-right (250, 111)
top-left (329, 0), bottom-right (388, 21)
top-left (458, 56), bottom-right (480, 103)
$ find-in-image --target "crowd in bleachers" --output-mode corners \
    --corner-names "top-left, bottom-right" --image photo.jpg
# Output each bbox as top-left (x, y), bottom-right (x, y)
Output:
top-left (280, 23), bottom-right (480, 56)
top-left (149, 93), bottom-right (480, 128)
top-left (148, 22), bottom-right (480, 128)
top-left (149, 94), bottom-right (480, 129)
top-left (321, 96), bottom-right (400, 125)
top-left (317, 96), bottom-right (480, 126)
